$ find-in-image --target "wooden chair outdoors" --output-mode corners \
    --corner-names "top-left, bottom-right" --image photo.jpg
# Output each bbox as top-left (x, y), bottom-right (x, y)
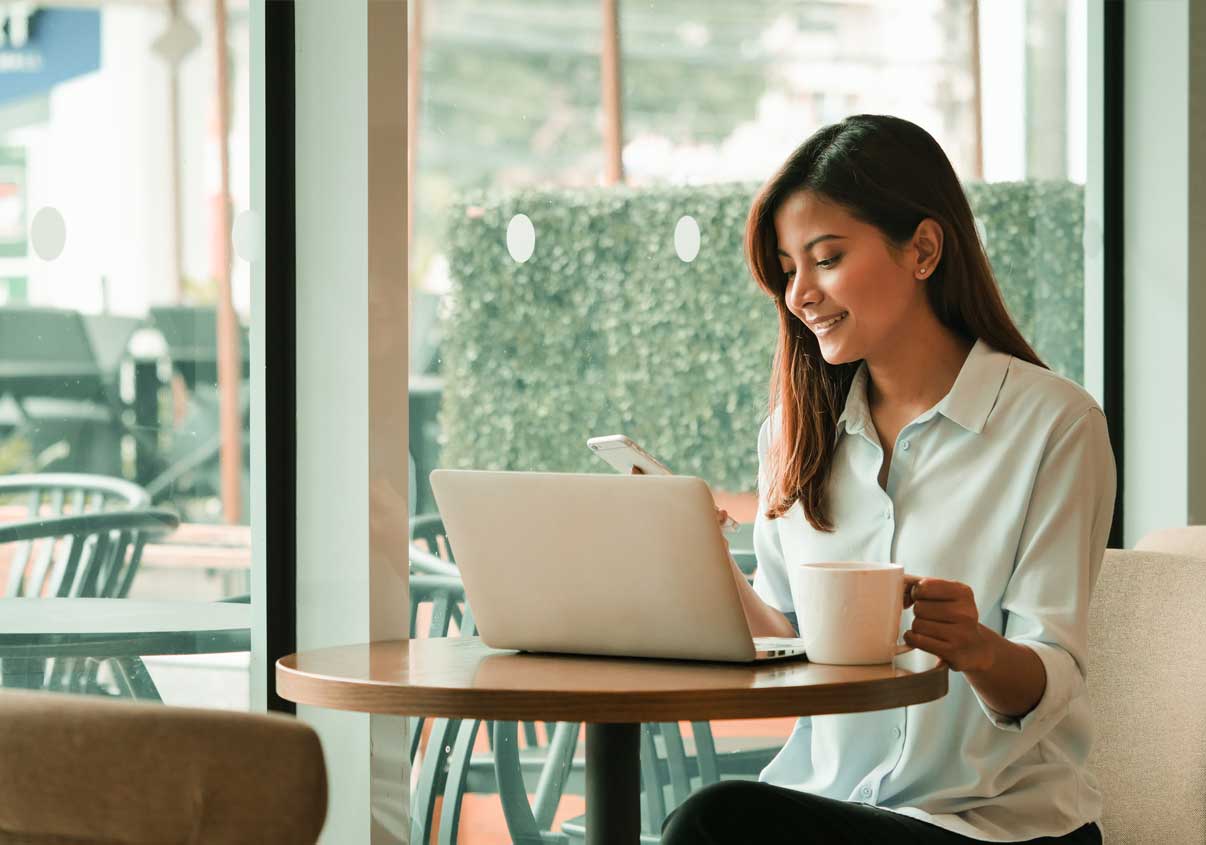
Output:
top-left (1086, 549), bottom-right (1206, 843)
top-left (0, 689), bottom-right (327, 845)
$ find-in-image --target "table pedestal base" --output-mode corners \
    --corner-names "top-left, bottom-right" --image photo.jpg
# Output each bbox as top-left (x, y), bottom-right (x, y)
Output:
top-left (585, 722), bottom-right (641, 845)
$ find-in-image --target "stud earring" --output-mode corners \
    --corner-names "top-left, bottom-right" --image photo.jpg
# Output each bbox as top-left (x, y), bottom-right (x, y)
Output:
top-left (918, 267), bottom-right (928, 277)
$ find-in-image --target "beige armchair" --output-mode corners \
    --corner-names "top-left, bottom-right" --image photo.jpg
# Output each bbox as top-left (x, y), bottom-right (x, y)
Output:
top-left (1086, 549), bottom-right (1206, 844)
top-left (1134, 525), bottom-right (1206, 560)
top-left (0, 690), bottom-right (327, 845)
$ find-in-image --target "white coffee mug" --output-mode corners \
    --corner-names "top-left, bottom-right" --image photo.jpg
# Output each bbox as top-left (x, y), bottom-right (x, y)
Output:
top-left (792, 561), bottom-right (914, 665)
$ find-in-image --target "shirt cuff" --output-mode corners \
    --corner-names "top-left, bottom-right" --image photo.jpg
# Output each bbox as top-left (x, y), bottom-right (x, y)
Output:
top-left (972, 639), bottom-right (1081, 733)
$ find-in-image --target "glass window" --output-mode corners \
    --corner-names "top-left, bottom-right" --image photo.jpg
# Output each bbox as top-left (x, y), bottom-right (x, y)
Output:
top-left (408, 1), bottom-right (1098, 840)
top-left (0, 1), bottom-right (253, 709)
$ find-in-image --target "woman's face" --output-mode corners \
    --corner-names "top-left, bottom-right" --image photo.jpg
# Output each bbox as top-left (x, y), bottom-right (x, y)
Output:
top-left (772, 190), bottom-right (937, 366)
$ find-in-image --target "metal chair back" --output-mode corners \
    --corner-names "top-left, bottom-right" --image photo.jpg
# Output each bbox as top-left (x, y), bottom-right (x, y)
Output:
top-left (0, 474), bottom-right (151, 599)
top-left (0, 307), bottom-right (103, 402)
top-left (1, 508), bottom-right (177, 599)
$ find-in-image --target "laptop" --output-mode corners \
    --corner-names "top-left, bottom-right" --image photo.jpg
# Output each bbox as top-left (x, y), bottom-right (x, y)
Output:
top-left (428, 469), bottom-right (808, 663)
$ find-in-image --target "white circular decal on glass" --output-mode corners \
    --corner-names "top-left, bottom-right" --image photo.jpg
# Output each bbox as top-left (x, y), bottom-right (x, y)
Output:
top-left (30, 206), bottom-right (66, 261)
top-left (506, 213), bottom-right (536, 263)
top-left (674, 215), bottom-right (701, 262)
top-left (232, 209), bottom-right (262, 263)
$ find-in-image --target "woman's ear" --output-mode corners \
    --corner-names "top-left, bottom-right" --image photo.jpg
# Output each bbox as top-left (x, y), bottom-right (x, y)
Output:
top-left (912, 218), bottom-right (944, 277)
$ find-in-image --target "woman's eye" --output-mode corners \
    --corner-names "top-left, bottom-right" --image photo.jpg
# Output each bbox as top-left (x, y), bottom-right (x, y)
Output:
top-left (816, 254), bottom-right (842, 269)
top-left (783, 268), bottom-right (796, 281)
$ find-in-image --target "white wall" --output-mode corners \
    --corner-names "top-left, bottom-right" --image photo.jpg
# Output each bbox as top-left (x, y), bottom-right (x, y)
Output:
top-left (291, 0), bottom-right (409, 841)
top-left (1123, 0), bottom-right (1206, 542)
top-left (4, 1), bottom-right (251, 316)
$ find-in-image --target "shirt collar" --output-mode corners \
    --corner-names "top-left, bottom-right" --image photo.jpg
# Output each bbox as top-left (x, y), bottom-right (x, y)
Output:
top-left (836, 337), bottom-right (1011, 439)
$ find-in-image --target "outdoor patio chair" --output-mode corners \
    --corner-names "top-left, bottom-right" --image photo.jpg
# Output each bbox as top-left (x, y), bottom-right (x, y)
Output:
top-left (148, 305), bottom-right (250, 391)
top-left (408, 512), bottom-right (781, 842)
top-left (0, 689), bottom-right (327, 845)
top-left (0, 508), bottom-right (179, 696)
top-left (143, 305), bottom-right (250, 519)
top-left (2, 507), bottom-right (174, 600)
top-left (408, 572), bottom-right (482, 844)
top-left (410, 513), bottom-right (546, 750)
top-left (0, 307), bottom-right (132, 476)
top-left (409, 375), bottom-right (443, 515)
top-left (0, 472), bottom-right (149, 517)
top-left (1087, 549), bottom-right (1206, 843)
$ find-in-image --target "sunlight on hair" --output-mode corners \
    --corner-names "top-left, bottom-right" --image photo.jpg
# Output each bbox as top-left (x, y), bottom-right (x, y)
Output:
top-left (674, 214), bottom-right (701, 262)
top-left (30, 206), bottom-right (66, 261)
top-left (974, 217), bottom-right (988, 248)
top-left (506, 213), bottom-right (536, 263)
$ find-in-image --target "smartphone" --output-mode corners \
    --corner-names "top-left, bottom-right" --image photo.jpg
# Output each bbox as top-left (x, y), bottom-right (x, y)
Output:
top-left (587, 434), bottom-right (673, 476)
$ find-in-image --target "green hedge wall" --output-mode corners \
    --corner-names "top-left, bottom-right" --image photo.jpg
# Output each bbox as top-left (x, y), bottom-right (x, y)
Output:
top-left (439, 181), bottom-right (1083, 492)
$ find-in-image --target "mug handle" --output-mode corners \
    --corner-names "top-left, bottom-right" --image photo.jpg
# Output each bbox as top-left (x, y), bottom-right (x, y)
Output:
top-left (894, 643), bottom-right (914, 656)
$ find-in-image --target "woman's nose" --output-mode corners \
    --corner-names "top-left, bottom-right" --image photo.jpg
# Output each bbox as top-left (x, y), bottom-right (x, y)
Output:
top-left (787, 278), bottom-right (819, 314)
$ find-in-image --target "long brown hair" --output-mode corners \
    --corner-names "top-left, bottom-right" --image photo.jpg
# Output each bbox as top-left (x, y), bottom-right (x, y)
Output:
top-left (744, 114), bottom-right (1046, 531)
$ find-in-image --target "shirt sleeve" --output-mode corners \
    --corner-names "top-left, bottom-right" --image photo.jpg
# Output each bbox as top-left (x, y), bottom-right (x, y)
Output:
top-left (751, 415), bottom-right (797, 629)
top-left (973, 407), bottom-right (1116, 733)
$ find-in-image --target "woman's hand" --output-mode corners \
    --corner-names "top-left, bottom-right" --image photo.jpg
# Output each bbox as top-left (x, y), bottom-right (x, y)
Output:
top-left (629, 465), bottom-right (730, 528)
top-left (902, 574), bottom-right (995, 673)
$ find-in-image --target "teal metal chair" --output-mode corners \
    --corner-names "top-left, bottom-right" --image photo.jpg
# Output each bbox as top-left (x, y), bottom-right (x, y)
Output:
top-left (408, 376), bottom-right (443, 516)
top-left (409, 523), bottom-right (575, 845)
top-left (0, 308), bottom-right (133, 476)
top-left (0, 473), bottom-right (149, 516)
top-left (408, 513), bottom-right (784, 843)
top-left (144, 306), bottom-right (251, 520)
top-left (0, 474), bottom-right (152, 599)
top-left (409, 572), bottom-right (576, 845)
top-left (0, 507), bottom-right (180, 696)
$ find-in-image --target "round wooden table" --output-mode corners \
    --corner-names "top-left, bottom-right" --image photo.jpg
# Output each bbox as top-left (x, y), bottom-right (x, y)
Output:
top-left (278, 637), bottom-right (948, 845)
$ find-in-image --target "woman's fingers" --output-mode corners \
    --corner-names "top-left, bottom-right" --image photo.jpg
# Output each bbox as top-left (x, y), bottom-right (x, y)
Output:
top-left (714, 508), bottom-right (729, 526)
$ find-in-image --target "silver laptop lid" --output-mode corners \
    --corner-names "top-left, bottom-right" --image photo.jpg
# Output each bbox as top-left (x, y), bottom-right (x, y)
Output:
top-left (429, 469), bottom-right (757, 662)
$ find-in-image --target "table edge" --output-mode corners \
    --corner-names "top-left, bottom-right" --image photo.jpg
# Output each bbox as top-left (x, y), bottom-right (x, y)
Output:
top-left (275, 655), bottom-right (949, 722)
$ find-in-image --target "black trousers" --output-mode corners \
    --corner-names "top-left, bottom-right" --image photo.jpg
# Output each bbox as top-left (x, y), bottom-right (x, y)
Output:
top-left (661, 781), bottom-right (1103, 845)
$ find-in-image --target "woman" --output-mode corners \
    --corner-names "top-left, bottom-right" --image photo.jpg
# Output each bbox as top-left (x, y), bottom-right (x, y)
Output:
top-left (662, 115), bottom-right (1114, 844)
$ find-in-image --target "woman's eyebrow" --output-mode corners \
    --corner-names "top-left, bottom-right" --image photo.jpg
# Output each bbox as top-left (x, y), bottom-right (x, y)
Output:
top-left (776, 234), bottom-right (846, 258)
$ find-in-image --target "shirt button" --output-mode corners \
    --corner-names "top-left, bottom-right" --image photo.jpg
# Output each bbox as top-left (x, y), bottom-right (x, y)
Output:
top-left (883, 509), bottom-right (892, 520)
top-left (893, 727), bottom-right (902, 738)
top-left (860, 786), bottom-right (872, 798)
top-left (900, 441), bottom-right (911, 451)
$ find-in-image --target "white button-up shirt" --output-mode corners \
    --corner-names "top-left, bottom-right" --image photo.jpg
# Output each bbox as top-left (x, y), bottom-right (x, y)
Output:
top-left (752, 338), bottom-right (1116, 842)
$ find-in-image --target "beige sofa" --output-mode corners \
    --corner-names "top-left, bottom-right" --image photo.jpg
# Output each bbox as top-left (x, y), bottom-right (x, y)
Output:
top-left (0, 690), bottom-right (327, 845)
top-left (1087, 549), bottom-right (1206, 844)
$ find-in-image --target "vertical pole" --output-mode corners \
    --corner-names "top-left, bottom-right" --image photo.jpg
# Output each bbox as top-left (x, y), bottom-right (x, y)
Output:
top-left (168, 0), bottom-right (184, 299)
top-left (969, 0), bottom-right (984, 179)
top-left (585, 723), bottom-right (641, 844)
top-left (600, 0), bottom-right (624, 185)
top-left (213, 0), bottom-right (243, 524)
top-left (369, 0), bottom-right (410, 840)
top-left (407, 0), bottom-right (423, 353)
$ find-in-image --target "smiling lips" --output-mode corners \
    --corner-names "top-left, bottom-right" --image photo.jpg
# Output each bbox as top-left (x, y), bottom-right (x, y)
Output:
top-left (809, 312), bottom-right (849, 334)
